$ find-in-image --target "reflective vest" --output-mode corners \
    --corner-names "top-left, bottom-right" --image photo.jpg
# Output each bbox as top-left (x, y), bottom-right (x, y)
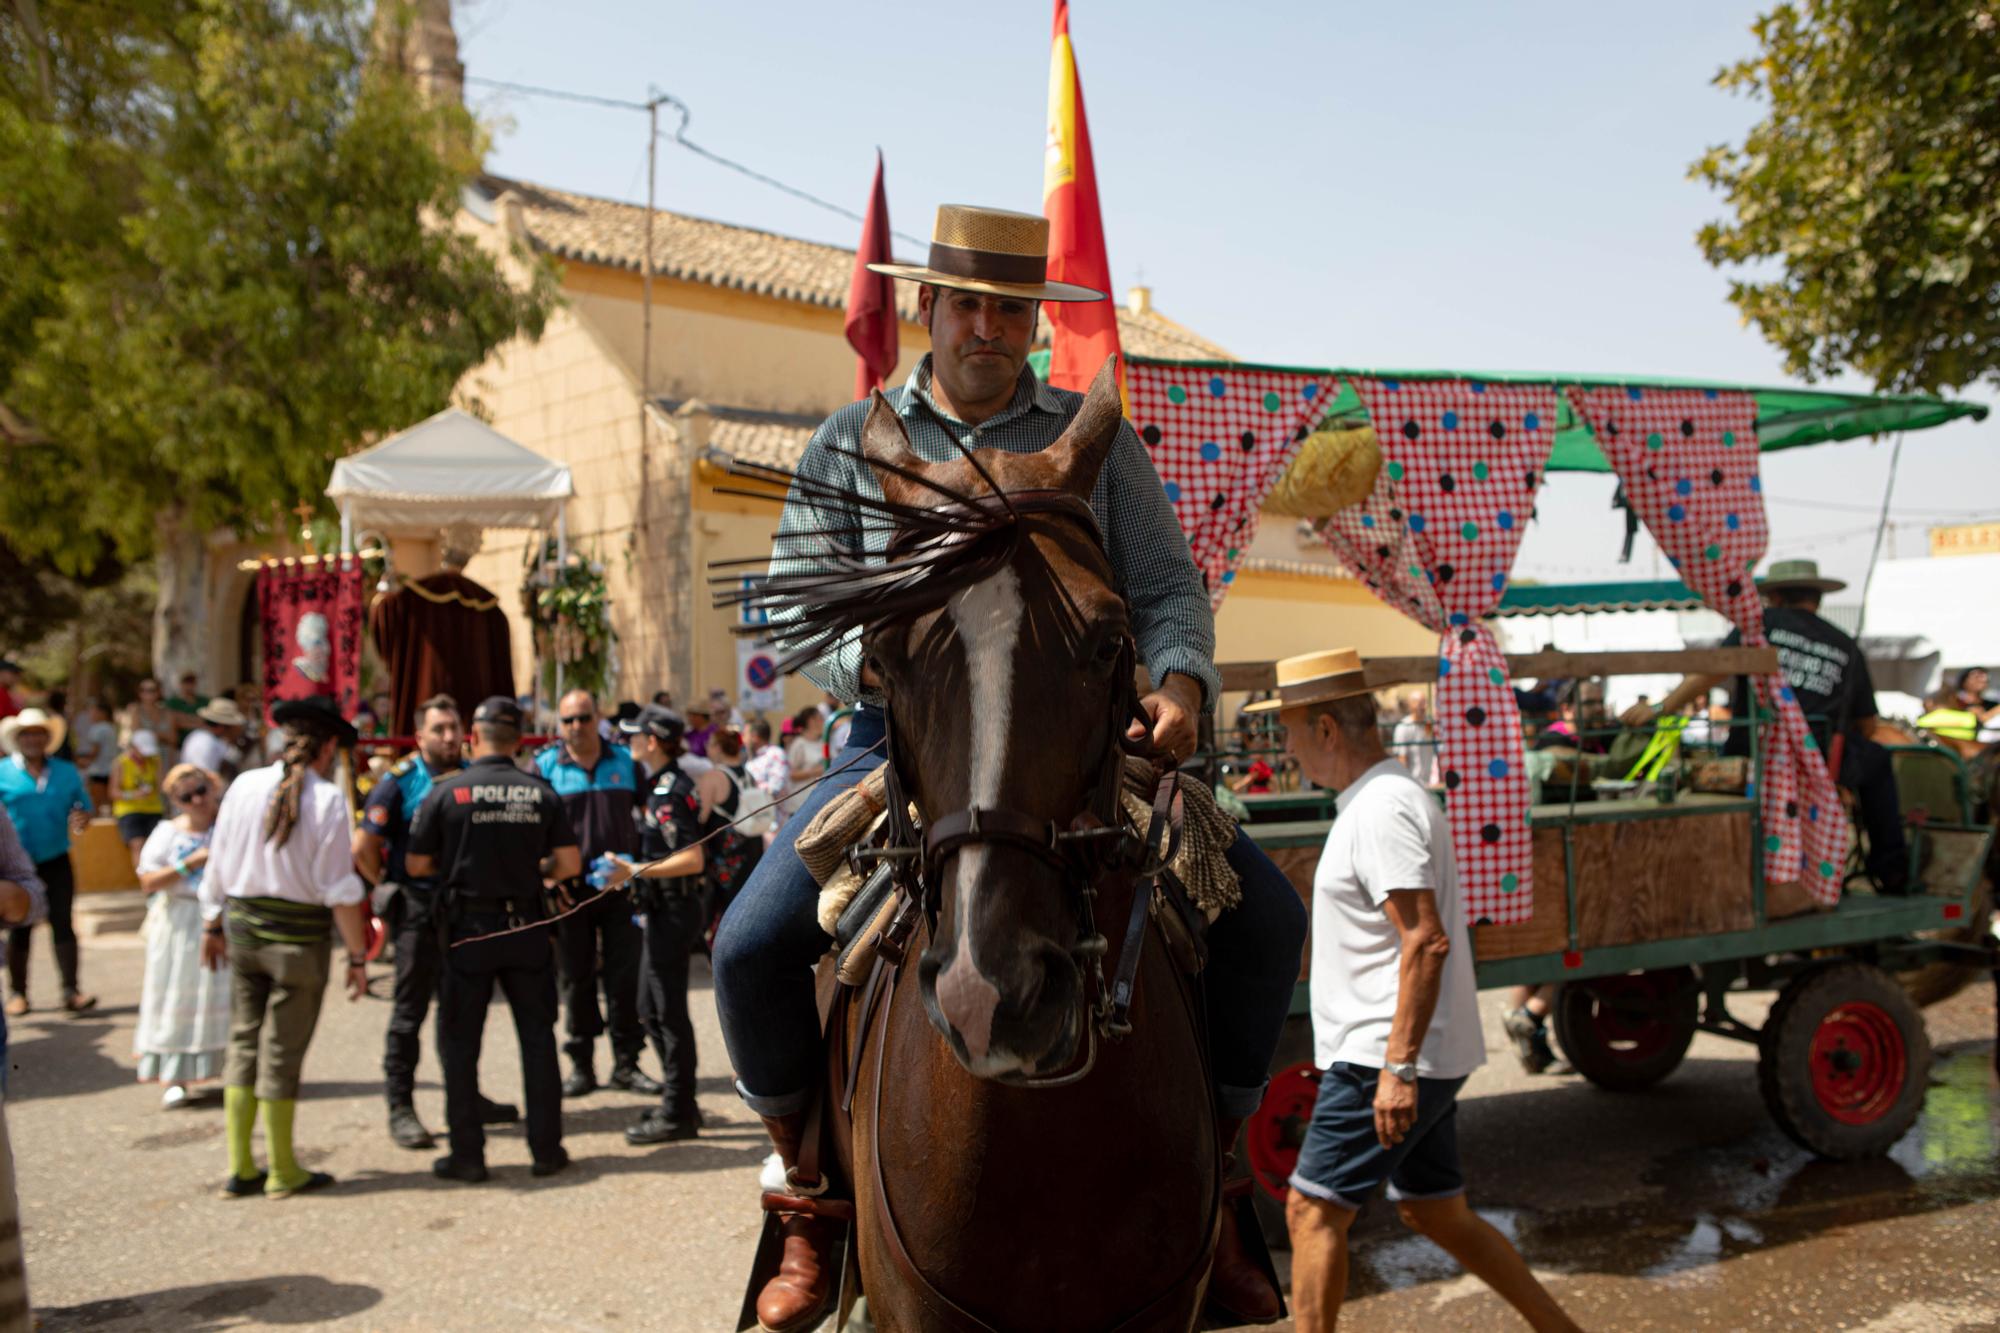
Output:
top-left (1917, 708), bottom-right (1979, 742)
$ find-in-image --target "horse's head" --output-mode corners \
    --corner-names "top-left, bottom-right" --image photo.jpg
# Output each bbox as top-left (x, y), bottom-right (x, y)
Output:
top-left (859, 362), bottom-right (1133, 1080)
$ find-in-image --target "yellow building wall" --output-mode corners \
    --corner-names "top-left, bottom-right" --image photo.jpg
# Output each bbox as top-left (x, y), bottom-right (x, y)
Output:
top-left (689, 479), bottom-right (831, 720)
top-left (448, 256), bottom-right (932, 710)
top-left (563, 266), bottom-right (928, 416)
top-left (454, 298), bottom-right (652, 698)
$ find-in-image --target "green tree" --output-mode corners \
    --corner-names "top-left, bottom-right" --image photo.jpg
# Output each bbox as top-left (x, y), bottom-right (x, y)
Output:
top-left (0, 0), bottom-right (557, 675)
top-left (1692, 2), bottom-right (2000, 394)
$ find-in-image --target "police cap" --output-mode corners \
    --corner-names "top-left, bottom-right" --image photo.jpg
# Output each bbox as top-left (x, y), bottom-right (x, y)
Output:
top-left (619, 703), bottom-right (685, 745)
top-left (472, 695), bottom-right (524, 727)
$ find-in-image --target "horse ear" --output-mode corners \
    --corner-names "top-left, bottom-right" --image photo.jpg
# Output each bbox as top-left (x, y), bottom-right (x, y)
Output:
top-left (859, 390), bottom-right (926, 503)
top-left (1043, 356), bottom-right (1124, 496)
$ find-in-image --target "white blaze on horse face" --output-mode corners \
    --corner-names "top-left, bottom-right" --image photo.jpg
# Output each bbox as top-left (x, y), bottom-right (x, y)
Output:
top-left (933, 565), bottom-right (1024, 1069)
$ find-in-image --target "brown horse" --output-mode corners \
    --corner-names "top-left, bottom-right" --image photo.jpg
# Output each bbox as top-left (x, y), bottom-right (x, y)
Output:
top-left (807, 368), bottom-right (1222, 1331)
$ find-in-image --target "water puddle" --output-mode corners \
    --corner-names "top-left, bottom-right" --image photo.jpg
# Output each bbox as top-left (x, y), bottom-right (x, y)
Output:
top-left (1350, 1047), bottom-right (1999, 1293)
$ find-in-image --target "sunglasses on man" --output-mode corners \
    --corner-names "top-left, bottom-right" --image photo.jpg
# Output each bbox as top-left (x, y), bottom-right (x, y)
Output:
top-left (175, 784), bottom-right (212, 802)
top-left (559, 714), bottom-right (595, 726)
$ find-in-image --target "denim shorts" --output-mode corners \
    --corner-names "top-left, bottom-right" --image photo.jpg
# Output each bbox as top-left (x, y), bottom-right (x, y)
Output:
top-left (1288, 1061), bottom-right (1469, 1209)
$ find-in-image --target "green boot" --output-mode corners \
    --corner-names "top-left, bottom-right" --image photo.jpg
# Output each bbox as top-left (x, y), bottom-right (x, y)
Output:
top-left (261, 1098), bottom-right (334, 1197)
top-left (219, 1086), bottom-right (266, 1199)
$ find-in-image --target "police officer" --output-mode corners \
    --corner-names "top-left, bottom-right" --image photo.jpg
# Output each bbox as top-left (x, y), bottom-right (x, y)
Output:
top-left (537, 689), bottom-right (660, 1098)
top-left (406, 697), bottom-right (580, 1183)
top-left (606, 705), bottom-right (709, 1144)
top-left (352, 693), bottom-right (515, 1149)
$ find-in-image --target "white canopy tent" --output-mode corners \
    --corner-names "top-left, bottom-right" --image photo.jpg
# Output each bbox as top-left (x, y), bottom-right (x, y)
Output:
top-left (325, 407), bottom-right (573, 548)
top-left (325, 407), bottom-right (575, 703)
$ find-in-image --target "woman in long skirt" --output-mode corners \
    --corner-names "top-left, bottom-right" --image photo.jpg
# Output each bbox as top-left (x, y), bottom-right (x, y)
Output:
top-left (133, 764), bottom-right (230, 1108)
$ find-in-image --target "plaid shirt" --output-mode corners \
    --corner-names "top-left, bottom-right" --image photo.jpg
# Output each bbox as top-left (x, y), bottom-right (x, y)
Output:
top-left (770, 355), bottom-right (1220, 709)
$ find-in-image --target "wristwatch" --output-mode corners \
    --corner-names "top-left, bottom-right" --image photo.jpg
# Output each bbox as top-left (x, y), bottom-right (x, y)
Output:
top-left (1384, 1061), bottom-right (1419, 1084)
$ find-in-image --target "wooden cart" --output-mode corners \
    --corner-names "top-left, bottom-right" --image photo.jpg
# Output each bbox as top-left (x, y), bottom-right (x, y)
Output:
top-left (1234, 647), bottom-right (1996, 1180)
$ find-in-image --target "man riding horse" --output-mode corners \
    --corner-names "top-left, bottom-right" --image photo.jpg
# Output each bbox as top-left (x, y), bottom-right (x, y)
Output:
top-left (711, 203), bottom-right (1308, 1332)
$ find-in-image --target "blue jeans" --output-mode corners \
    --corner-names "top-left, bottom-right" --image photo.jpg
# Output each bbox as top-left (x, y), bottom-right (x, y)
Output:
top-left (712, 707), bottom-right (1307, 1119)
top-left (1289, 1062), bottom-right (1470, 1209)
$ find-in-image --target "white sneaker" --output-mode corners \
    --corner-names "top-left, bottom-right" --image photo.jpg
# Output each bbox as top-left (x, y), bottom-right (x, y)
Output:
top-left (161, 1085), bottom-right (190, 1110)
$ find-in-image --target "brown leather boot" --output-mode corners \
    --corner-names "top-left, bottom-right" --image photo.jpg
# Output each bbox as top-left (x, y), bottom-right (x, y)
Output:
top-left (1206, 1116), bottom-right (1283, 1325)
top-left (756, 1112), bottom-right (838, 1333)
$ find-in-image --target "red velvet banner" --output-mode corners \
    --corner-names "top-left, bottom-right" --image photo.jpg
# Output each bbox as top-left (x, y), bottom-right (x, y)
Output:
top-left (257, 558), bottom-right (365, 728)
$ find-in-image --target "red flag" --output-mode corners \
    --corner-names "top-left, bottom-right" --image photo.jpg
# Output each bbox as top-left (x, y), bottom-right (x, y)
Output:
top-left (1043, 0), bottom-right (1123, 395)
top-left (845, 150), bottom-right (899, 400)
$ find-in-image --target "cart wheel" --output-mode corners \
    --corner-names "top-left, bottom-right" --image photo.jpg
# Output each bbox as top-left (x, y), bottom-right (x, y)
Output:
top-left (1244, 1062), bottom-right (1320, 1200)
top-left (1552, 967), bottom-right (1698, 1092)
top-left (1758, 961), bottom-right (1930, 1159)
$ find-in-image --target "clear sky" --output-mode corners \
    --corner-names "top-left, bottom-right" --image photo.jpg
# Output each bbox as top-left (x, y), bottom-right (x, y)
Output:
top-left (456, 0), bottom-right (1997, 603)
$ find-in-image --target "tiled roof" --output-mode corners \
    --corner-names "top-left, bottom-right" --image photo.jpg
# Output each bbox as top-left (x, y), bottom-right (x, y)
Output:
top-left (482, 176), bottom-right (1232, 361)
top-left (657, 398), bottom-right (819, 473)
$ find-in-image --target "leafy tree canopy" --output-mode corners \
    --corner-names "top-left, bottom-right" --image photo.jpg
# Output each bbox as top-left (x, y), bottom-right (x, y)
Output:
top-left (1692, 2), bottom-right (2000, 394)
top-left (0, 0), bottom-right (558, 575)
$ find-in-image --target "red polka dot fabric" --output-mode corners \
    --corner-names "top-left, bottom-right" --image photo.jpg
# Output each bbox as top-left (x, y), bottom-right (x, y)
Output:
top-left (1566, 387), bottom-right (1847, 902)
top-left (1321, 377), bottom-right (1559, 926)
top-left (1126, 363), bottom-right (1340, 606)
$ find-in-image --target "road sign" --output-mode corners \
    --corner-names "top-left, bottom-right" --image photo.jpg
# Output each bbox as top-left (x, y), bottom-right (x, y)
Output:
top-left (737, 637), bottom-right (783, 712)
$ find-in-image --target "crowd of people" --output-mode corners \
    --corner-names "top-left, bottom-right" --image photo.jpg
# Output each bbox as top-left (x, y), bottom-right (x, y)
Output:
top-left (0, 662), bottom-right (848, 1179)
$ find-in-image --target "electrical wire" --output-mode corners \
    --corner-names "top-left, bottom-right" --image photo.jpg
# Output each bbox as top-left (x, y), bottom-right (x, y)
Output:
top-left (1764, 494), bottom-right (1997, 518)
top-left (464, 75), bottom-right (929, 250)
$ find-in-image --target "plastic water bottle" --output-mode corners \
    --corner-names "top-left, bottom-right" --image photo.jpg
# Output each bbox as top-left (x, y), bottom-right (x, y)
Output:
top-left (587, 853), bottom-right (627, 891)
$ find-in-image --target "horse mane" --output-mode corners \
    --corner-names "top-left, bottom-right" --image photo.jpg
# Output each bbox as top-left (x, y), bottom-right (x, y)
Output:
top-left (708, 428), bottom-right (1029, 677)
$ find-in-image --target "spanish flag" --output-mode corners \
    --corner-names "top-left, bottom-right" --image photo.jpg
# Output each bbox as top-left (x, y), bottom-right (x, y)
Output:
top-left (1043, 0), bottom-right (1122, 396)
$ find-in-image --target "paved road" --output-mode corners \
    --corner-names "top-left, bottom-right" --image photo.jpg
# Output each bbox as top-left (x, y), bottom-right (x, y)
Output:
top-left (12, 899), bottom-right (1999, 1331)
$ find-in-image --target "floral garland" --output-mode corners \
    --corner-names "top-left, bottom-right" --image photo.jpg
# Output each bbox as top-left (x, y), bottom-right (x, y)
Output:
top-left (524, 538), bottom-right (617, 701)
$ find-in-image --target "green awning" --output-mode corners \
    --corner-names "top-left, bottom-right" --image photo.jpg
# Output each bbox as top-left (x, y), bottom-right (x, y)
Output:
top-left (1071, 354), bottom-right (1987, 473)
top-left (1496, 580), bottom-right (1704, 616)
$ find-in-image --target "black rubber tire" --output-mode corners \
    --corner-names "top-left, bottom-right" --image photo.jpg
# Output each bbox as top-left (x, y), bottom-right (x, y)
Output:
top-left (1899, 874), bottom-right (1993, 1009)
top-left (1758, 961), bottom-right (1930, 1160)
top-left (1552, 967), bottom-right (1699, 1093)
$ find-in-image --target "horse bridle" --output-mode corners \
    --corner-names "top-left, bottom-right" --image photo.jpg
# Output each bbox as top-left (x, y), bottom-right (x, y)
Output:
top-left (854, 490), bottom-right (1182, 1086)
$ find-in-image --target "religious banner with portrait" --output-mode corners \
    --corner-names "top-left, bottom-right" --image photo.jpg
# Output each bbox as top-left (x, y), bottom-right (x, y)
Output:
top-left (257, 557), bottom-right (366, 726)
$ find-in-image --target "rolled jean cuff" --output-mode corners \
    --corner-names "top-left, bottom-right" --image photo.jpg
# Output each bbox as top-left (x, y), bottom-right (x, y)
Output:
top-left (1286, 1172), bottom-right (1363, 1209)
top-left (735, 1078), bottom-right (812, 1118)
top-left (1216, 1080), bottom-right (1267, 1120)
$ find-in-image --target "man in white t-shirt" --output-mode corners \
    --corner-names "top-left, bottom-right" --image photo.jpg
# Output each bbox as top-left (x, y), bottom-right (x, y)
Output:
top-left (1250, 649), bottom-right (1576, 1333)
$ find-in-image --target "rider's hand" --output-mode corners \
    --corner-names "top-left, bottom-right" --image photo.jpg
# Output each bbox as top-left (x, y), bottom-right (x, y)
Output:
top-left (1619, 702), bottom-right (1658, 729)
top-left (1129, 673), bottom-right (1203, 768)
top-left (602, 856), bottom-right (638, 890)
top-left (1374, 1071), bottom-right (1418, 1149)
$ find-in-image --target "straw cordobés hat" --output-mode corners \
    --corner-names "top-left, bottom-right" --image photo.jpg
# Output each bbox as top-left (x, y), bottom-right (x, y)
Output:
top-left (868, 204), bottom-right (1106, 304)
top-left (1242, 648), bottom-right (1381, 714)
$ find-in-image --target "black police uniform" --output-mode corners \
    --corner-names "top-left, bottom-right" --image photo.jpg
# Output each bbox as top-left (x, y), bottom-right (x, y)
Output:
top-left (632, 756), bottom-right (708, 1136)
top-left (360, 754), bottom-right (461, 1115)
top-left (407, 753), bottom-right (577, 1170)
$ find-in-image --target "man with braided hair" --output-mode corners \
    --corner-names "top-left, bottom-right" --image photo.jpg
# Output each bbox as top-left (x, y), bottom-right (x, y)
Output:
top-left (200, 696), bottom-right (370, 1199)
